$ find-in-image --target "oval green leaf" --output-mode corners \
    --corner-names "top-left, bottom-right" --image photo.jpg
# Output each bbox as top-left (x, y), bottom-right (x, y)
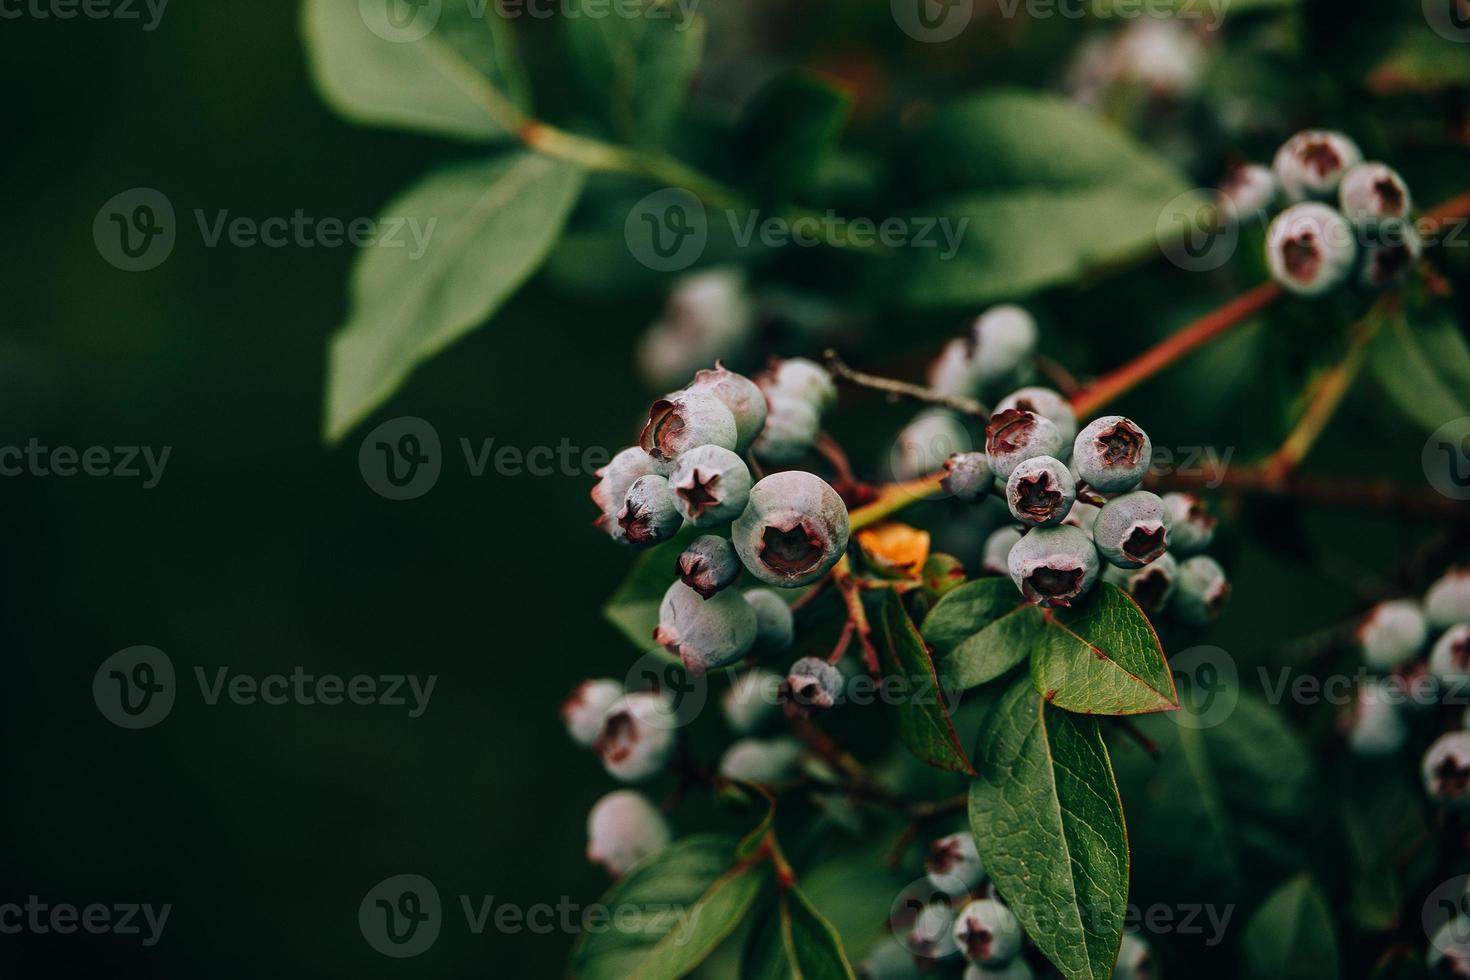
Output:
top-left (879, 590), bottom-right (975, 776)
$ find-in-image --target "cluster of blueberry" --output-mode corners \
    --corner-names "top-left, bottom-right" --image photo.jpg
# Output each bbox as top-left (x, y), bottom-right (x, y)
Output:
top-left (860, 832), bottom-right (1152, 980)
top-left (1221, 129), bottom-right (1421, 295)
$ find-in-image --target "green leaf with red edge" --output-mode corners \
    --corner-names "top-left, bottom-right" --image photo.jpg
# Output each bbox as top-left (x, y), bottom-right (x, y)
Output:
top-left (878, 590), bottom-right (976, 775)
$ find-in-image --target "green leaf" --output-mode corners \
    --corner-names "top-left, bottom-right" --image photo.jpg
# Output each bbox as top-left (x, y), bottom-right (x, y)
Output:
top-left (564, 0), bottom-right (705, 147)
top-left (742, 885), bottom-right (858, 980)
top-left (968, 677), bottom-right (1128, 980)
top-left (603, 526), bottom-right (703, 654)
top-left (1241, 876), bottom-right (1341, 980)
top-left (570, 834), bottom-right (771, 980)
top-left (736, 72), bottom-right (853, 202)
top-left (878, 591), bottom-right (975, 776)
top-left (1369, 948), bottom-right (1428, 980)
top-left (323, 153), bottom-right (585, 442)
top-left (301, 0), bottom-right (527, 140)
top-left (1368, 302), bottom-right (1470, 432)
top-left (921, 580), bottom-right (1176, 716)
top-left (891, 90), bottom-right (1190, 309)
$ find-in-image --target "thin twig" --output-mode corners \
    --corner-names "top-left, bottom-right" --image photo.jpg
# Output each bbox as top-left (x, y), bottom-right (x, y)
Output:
top-left (833, 556), bottom-right (881, 674)
top-left (824, 349), bottom-right (990, 418)
top-left (1033, 353), bottom-right (1082, 397)
top-left (816, 431), bottom-right (861, 487)
top-left (1148, 466), bottom-right (1466, 519)
top-left (1113, 719), bottom-right (1161, 760)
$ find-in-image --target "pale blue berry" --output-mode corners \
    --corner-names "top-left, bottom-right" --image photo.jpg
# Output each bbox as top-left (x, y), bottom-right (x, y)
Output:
top-left (781, 656), bottom-right (844, 715)
top-left (996, 386), bottom-right (1078, 448)
top-left (930, 338), bottom-right (981, 397)
top-left (1423, 732), bottom-right (1470, 808)
top-left (1008, 525), bottom-right (1099, 607)
top-left (895, 410), bottom-right (972, 480)
top-left (1360, 219), bottom-right (1422, 288)
top-left (982, 527), bottom-right (1024, 576)
top-left (722, 669), bottom-right (781, 733)
top-left (1113, 933), bottom-right (1153, 980)
top-left (1171, 555), bottom-right (1230, 624)
top-left (1072, 416), bottom-right (1151, 492)
top-left (1267, 202), bottom-right (1357, 296)
top-left (743, 588), bottom-right (795, 652)
top-left (964, 961), bottom-right (1034, 980)
top-left (1427, 568), bottom-right (1470, 629)
top-left (654, 580), bottom-right (757, 676)
top-left (718, 736), bottom-right (804, 783)
top-left (1006, 455), bottom-right (1077, 527)
top-left (637, 267), bottom-right (753, 388)
top-left (1161, 492), bottom-right (1215, 556)
top-left (1339, 161), bottom-right (1412, 225)
top-left (970, 306), bottom-right (1038, 387)
top-left (986, 409), bottom-right (1065, 479)
top-left (859, 937), bottom-right (923, 980)
top-left (594, 692), bottom-right (678, 782)
top-left (640, 390), bottom-right (739, 463)
top-left (587, 789), bottom-right (671, 876)
top-left (952, 899), bottom-right (1022, 967)
top-left (1218, 162), bottom-right (1276, 220)
top-left (1273, 129), bottom-right (1362, 202)
top-left (593, 447), bottom-right (667, 541)
top-left (1095, 491), bottom-right (1170, 569)
top-left (761, 357), bottom-right (837, 411)
top-left (669, 445), bottom-right (752, 527)
top-left (925, 832), bottom-right (985, 895)
top-left (617, 474), bottom-right (684, 547)
top-left (907, 902), bottom-right (959, 962)
top-left (753, 391), bottom-right (820, 463)
top-left (684, 363), bottom-right (767, 453)
top-left (733, 471), bottom-right (851, 587)
top-left (562, 678), bottom-right (623, 746)
top-left (677, 535), bottom-right (742, 599)
top-left (1430, 624), bottom-right (1470, 697)
top-left (1103, 551), bottom-right (1178, 614)
top-left (1063, 501), bottom-right (1100, 538)
top-left (942, 452), bottom-right (995, 501)
top-left (1358, 599), bottom-right (1428, 670)
top-left (1345, 678), bottom-right (1408, 757)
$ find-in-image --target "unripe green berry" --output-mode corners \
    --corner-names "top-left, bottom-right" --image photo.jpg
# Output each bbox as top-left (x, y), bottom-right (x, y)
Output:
top-left (1094, 491), bottom-right (1170, 569)
top-left (654, 581), bottom-right (757, 676)
top-left (733, 471), bottom-right (851, 587)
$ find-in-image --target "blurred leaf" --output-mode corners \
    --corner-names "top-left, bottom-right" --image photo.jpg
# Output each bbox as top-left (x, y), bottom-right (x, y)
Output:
top-left (1241, 875), bottom-right (1341, 980)
top-left (1367, 301), bottom-right (1470, 432)
top-left (1369, 948), bottom-right (1429, 980)
top-left (1341, 762), bottom-right (1427, 931)
top-left (1372, 24), bottom-right (1470, 92)
top-left (742, 884), bottom-right (858, 980)
top-left (570, 834), bottom-right (771, 980)
top-left (564, 0), bottom-right (705, 147)
top-left (1093, 0), bottom-right (1292, 16)
top-left (603, 526), bottom-right (702, 654)
top-left (878, 591), bottom-right (975, 775)
top-left (736, 72), bottom-right (853, 202)
top-left (892, 90), bottom-right (1190, 309)
top-left (324, 154), bottom-right (585, 442)
top-left (969, 677), bottom-right (1128, 980)
top-left (301, 0), bottom-right (527, 140)
top-left (794, 846), bottom-right (902, 957)
top-left (921, 553), bottom-right (967, 599)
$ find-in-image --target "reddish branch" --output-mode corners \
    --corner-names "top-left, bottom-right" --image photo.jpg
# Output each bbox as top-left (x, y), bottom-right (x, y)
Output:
top-left (1148, 466), bottom-right (1465, 519)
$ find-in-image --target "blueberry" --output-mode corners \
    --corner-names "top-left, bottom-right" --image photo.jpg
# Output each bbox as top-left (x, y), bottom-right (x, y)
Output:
top-left (952, 898), bottom-right (1022, 966)
top-left (617, 474), bottom-right (684, 547)
top-left (760, 356), bottom-right (837, 412)
top-left (1062, 501), bottom-right (1100, 538)
top-left (594, 692), bottom-right (678, 782)
top-left (743, 588), bottom-right (796, 652)
top-left (1007, 524), bottom-right (1099, 607)
top-left (669, 445), bottom-right (752, 527)
top-left (1218, 162), bottom-right (1277, 221)
top-left (1094, 491), bottom-right (1170, 569)
top-left (684, 363), bottom-right (767, 453)
top-left (1006, 455), bottom-right (1077, 528)
top-left (1103, 551), bottom-right (1179, 615)
top-left (718, 736), bottom-right (804, 783)
top-left (1072, 416), bottom-right (1151, 492)
top-left (982, 527), bottom-right (1024, 576)
top-left (943, 452), bottom-right (995, 501)
top-left (1359, 219), bottom-right (1422, 288)
top-left (592, 447), bottom-right (667, 542)
top-left (780, 656), bottom-right (844, 716)
top-left (996, 386), bottom-right (1078, 449)
top-left (1338, 161), bottom-right (1412, 225)
top-left (1430, 624), bottom-right (1470, 697)
top-left (561, 678), bottom-right (623, 747)
top-left (1427, 568), bottom-right (1470, 629)
top-left (654, 580), bottom-right (757, 676)
top-left (1113, 933), bottom-right (1153, 980)
top-left (1161, 492), bottom-right (1216, 556)
top-left (637, 267), bottom-right (754, 388)
top-left (1344, 678), bottom-right (1408, 757)
top-left (586, 789), bottom-right (671, 876)
top-left (1423, 731), bottom-right (1470, 808)
top-left (721, 669), bottom-right (781, 734)
top-left (733, 471), bottom-right (851, 587)
top-left (895, 410), bottom-right (973, 479)
top-left (964, 961), bottom-right (1034, 980)
top-left (1266, 203), bottom-right (1357, 297)
top-left (859, 937), bottom-right (924, 980)
top-left (986, 409), bottom-right (1065, 480)
top-left (640, 390), bottom-right (739, 463)
top-left (907, 902), bottom-right (959, 962)
top-left (677, 535), bottom-right (742, 599)
top-left (752, 391), bottom-right (820, 463)
top-left (1272, 129), bottom-right (1363, 202)
top-left (1171, 555), bottom-right (1230, 624)
top-left (930, 337), bottom-right (981, 397)
top-left (925, 832), bottom-right (985, 894)
top-left (1358, 599), bottom-right (1429, 671)
top-left (970, 306), bottom-right (1038, 387)
top-left (1428, 919), bottom-right (1470, 979)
